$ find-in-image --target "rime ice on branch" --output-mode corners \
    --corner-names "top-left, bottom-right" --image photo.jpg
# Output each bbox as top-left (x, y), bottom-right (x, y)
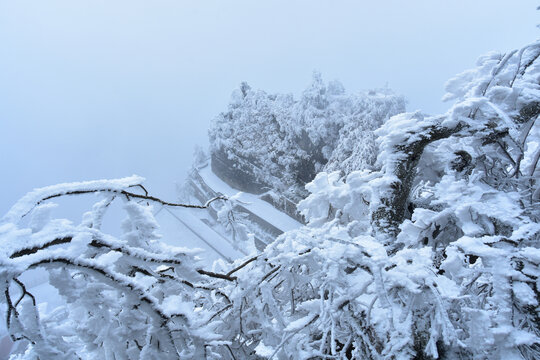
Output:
top-left (0, 177), bottom-right (230, 359)
top-left (2, 40), bottom-right (540, 360)
top-left (211, 40), bottom-right (540, 359)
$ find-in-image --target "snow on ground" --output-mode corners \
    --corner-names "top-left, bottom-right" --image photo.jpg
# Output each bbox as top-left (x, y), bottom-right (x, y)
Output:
top-left (154, 165), bottom-right (304, 265)
top-left (154, 205), bottom-right (245, 264)
top-left (198, 166), bottom-right (303, 232)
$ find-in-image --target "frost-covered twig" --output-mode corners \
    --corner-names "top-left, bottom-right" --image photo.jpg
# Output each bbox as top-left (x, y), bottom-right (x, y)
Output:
top-left (226, 256), bottom-right (258, 277)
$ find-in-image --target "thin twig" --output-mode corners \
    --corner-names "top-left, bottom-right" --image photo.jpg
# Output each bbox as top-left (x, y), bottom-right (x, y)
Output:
top-left (13, 278), bottom-right (36, 307)
top-left (226, 256), bottom-right (258, 277)
top-left (129, 184), bottom-right (149, 196)
top-left (39, 189), bottom-right (227, 209)
top-left (22, 188), bottom-right (227, 218)
top-left (197, 269), bottom-right (237, 282)
top-left (261, 266), bottom-right (281, 283)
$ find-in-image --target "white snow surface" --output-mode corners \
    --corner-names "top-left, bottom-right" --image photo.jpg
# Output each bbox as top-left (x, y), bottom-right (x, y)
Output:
top-left (198, 165), bottom-right (303, 233)
top-left (154, 205), bottom-right (245, 264)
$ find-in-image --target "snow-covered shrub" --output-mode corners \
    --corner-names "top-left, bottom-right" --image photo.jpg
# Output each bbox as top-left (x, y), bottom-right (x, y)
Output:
top-left (215, 40), bottom-right (540, 359)
top-left (215, 193), bottom-right (256, 253)
top-left (0, 177), bottom-right (229, 359)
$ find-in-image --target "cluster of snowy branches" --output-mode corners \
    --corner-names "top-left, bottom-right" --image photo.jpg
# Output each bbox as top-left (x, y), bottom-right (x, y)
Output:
top-left (212, 40), bottom-right (540, 359)
top-left (209, 73), bottom-right (405, 203)
top-left (1, 39), bottom-right (539, 359)
top-left (0, 178), bottom-right (232, 359)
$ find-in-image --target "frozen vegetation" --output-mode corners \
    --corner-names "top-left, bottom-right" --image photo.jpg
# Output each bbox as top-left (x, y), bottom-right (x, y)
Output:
top-left (1, 38), bottom-right (540, 359)
top-left (209, 72), bottom-right (405, 207)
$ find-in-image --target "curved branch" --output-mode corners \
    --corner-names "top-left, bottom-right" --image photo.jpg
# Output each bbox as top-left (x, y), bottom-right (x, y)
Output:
top-left (373, 120), bottom-right (465, 239)
top-left (9, 235), bottom-right (240, 288)
top-left (13, 278), bottom-right (36, 307)
top-left (226, 256), bottom-right (258, 277)
top-left (16, 186), bottom-right (227, 219)
top-left (37, 189), bottom-right (227, 210)
top-left (129, 184), bottom-right (149, 196)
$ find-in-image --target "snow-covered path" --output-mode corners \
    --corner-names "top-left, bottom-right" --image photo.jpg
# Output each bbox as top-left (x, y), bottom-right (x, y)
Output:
top-left (198, 166), bottom-right (303, 233)
top-left (154, 165), bottom-right (303, 264)
top-left (154, 205), bottom-right (246, 264)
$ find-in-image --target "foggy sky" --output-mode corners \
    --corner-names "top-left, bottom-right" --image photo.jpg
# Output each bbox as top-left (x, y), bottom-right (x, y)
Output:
top-left (0, 1), bottom-right (538, 214)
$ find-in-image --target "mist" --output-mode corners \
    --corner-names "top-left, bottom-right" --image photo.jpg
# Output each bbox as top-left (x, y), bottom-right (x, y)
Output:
top-left (0, 0), bottom-right (537, 213)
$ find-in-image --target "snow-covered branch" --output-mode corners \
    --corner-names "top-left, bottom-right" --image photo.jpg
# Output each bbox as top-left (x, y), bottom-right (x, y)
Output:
top-left (0, 177), bottom-right (232, 359)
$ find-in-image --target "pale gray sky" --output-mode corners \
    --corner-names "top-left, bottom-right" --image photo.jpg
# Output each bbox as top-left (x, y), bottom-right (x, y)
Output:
top-left (0, 1), bottom-right (538, 214)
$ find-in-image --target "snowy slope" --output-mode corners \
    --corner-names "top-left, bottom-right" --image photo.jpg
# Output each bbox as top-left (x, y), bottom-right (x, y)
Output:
top-left (153, 165), bottom-right (303, 265)
top-left (154, 205), bottom-right (246, 264)
top-left (198, 166), bottom-right (303, 233)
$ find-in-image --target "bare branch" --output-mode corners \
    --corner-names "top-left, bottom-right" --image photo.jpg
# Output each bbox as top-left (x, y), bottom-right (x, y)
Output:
top-left (10, 237), bottom-right (73, 259)
top-left (4, 284), bottom-right (16, 341)
top-left (12, 278), bottom-right (36, 307)
top-left (129, 184), bottom-right (149, 196)
top-left (37, 189), bottom-right (227, 210)
top-left (197, 269), bottom-right (237, 282)
top-left (226, 256), bottom-right (258, 277)
top-left (19, 186), bottom-right (227, 219)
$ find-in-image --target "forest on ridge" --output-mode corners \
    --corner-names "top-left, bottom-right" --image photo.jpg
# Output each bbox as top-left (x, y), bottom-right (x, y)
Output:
top-left (1, 20), bottom-right (540, 360)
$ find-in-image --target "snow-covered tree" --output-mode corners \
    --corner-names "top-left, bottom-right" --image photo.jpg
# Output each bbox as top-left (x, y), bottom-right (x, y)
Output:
top-left (2, 37), bottom-right (539, 360)
top-left (209, 73), bottom-right (405, 205)
top-left (0, 177), bottom-right (231, 359)
top-left (211, 40), bottom-right (540, 359)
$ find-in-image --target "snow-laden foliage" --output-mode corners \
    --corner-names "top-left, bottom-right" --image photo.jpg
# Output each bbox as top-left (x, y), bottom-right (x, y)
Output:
top-left (215, 193), bottom-right (256, 253)
top-left (2, 40), bottom-right (540, 360)
top-left (209, 72), bottom-right (405, 203)
top-left (212, 40), bottom-right (540, 359)
top-left (0, 178), bottom-right (229, 359)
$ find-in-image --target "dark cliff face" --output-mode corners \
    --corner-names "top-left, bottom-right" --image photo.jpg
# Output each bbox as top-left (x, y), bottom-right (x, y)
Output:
top-left (211, 151), bottom-right (269, 195)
